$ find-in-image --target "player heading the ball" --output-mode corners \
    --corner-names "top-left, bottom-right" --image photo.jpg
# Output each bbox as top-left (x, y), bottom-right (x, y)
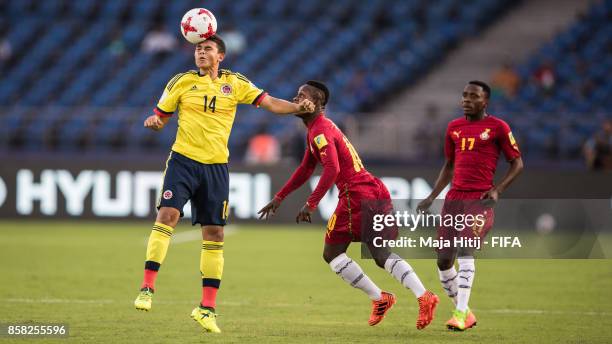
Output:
top-left (135, 31), bottom-right (315, 335)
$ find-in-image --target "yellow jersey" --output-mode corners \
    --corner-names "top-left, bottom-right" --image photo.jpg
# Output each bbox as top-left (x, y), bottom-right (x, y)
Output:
top-left (154, 69), bottom-right (267, 164)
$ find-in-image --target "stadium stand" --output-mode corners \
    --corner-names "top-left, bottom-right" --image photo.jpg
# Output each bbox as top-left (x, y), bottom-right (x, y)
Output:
top-left (1, 0), bottom-right (607, 162)
top-left (489, 0), bottom-right (612, 160)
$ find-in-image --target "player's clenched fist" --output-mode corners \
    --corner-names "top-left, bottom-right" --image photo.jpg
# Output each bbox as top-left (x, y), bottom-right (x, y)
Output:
top-left (298, 99), bottom-right (315, 113)
top-left (144, 115), bottom-right (164, 131)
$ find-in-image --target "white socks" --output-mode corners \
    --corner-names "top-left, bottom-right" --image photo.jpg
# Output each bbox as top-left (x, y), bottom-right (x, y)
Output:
top-left (329, 253), bottom-right (382, 301)
top-left (329, 253), bottom-right (429, 301)
top-left (456, 256), bottom-right (475, 312)
top-left (383, 253), bottom-right (426, 298)
top-left (438, 266), bottom-right (458, 305)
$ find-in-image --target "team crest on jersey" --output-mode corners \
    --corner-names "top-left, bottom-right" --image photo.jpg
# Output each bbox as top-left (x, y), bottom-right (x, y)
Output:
top-left (163, 190), bottom-right (173, 200)
top-left (221, 83), bottom-right (233, 95)
top-left (480, 128), bottom-right (491, 140)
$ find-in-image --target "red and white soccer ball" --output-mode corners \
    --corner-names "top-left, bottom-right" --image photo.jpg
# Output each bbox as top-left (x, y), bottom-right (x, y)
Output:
top-left (180, 8), bottom-right (218, 44)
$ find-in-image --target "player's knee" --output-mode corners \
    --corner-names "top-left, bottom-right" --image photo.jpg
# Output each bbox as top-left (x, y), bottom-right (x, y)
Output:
top-left (368, 248), bottom-right (390, 269)
top-left (202, 226), bottom-right (224, 242)
top-left (323, 250), bottom-right (343, 264)
top-left (322, 251), bottom-right (333, 264)
top-left (437, 257), bottom-right (454, 270)
top-left (373, 256), bottom-right (387, 269)
top-left (156, 208), bottom-right (180, 227)
top-left (457, 248), bottom-right (474, 258)
top-left (323, 243), bottom-right (349, 264)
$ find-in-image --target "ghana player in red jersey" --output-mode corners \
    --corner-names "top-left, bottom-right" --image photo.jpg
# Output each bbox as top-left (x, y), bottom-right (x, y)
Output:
top-left (418, 81), bottom-right (524, 331)
top-left (259, 81), bottom-right (439, 329)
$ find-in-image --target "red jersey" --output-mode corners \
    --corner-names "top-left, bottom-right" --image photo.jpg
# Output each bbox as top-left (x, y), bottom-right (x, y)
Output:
top-left (276, 114), bottom-right (375, 208)
top-left (445, 114), bottom-right (521, 192)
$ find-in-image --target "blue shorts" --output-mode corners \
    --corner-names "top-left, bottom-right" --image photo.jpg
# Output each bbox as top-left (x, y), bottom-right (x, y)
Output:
top-left (157, 151), bottom-right (229, 226)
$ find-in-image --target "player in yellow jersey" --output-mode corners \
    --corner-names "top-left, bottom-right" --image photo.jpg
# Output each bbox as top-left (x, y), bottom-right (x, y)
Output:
top-left (134, 35), bottom-right (314, 333)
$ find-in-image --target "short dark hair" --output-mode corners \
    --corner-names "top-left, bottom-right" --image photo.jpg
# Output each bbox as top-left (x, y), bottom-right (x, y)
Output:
top-left (305, 80), bottom-right (329, 105)
top-left (468, 80), bottom-right (491, 99)
top-left (204, 35), bottom-right (226, 54)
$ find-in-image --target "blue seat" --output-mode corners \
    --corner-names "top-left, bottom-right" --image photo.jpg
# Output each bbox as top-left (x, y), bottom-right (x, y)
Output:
top-left (0, 0), bottom-right (525, 155)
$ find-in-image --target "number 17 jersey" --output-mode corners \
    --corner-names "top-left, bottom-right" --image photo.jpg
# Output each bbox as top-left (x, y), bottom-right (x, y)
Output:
top-left (445, 114), bottom-right (521, 192)
top-left (154, 69), bottom-right (267, 164)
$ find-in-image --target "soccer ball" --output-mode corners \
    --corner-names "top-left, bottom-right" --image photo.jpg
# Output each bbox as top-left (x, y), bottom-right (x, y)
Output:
top-left (180, 8), bottom-right (218, 44)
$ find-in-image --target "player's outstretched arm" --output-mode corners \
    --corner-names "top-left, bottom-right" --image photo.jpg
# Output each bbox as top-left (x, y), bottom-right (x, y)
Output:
top-left (144, 114), bottom-right (170, 131)
top-left (417, 159), bottom-right (453, 212)
top-left (303, 141), bottom-right (340, 209)
top-left (295, 147), bottom-right (339, 224)
top-left (481, 156), bottom-right (523, 205)
top-left (259, 96), bottom-right (315, 115)
top-left (258, 149), bottom-right (317, 220)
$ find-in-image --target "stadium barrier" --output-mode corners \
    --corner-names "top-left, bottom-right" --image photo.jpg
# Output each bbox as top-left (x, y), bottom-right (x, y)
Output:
top-left (0, 155), bottom-right (610, 223)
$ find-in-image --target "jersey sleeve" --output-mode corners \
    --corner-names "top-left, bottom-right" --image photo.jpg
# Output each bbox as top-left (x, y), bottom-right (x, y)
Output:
top-left (275, 145), bottom-right (317, 201)
top-left (154, 74), bottom-right (183, 117)
top-left (306, 132), bottom-right (340, 209)
top-left (233, 73), bottom-right (268, 106)
top-left (497, 120), bottom-right (521, 161)
top-left (444, 124), bottom-right (455, 162)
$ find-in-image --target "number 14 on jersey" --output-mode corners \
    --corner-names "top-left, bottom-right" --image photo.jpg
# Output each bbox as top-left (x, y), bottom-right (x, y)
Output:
top-left (203, 95), bottom-right (217, 113)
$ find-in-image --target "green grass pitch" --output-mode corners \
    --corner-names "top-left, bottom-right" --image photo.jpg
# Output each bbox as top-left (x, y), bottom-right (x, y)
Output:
top-left (1, 221), bottom-right (611, 343)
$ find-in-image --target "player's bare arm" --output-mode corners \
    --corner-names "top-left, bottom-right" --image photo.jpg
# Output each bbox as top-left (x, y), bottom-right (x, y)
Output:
top-left (144, 115), bottom-right (170, 131)
top-left (295, 140), bottom-right (339, 220)
top-left (481, 156), bottom-right (524, 204)
top-left (259, 149), bottom-right (317, 221)
top-left (417, 159), bottom-right (454, 212)
top-left (260, 96), bottom-right (315, 114)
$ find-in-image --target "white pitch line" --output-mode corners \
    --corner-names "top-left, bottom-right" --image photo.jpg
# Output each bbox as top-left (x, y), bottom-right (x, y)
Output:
top-left (3, 298), bottom-right (611, 316)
